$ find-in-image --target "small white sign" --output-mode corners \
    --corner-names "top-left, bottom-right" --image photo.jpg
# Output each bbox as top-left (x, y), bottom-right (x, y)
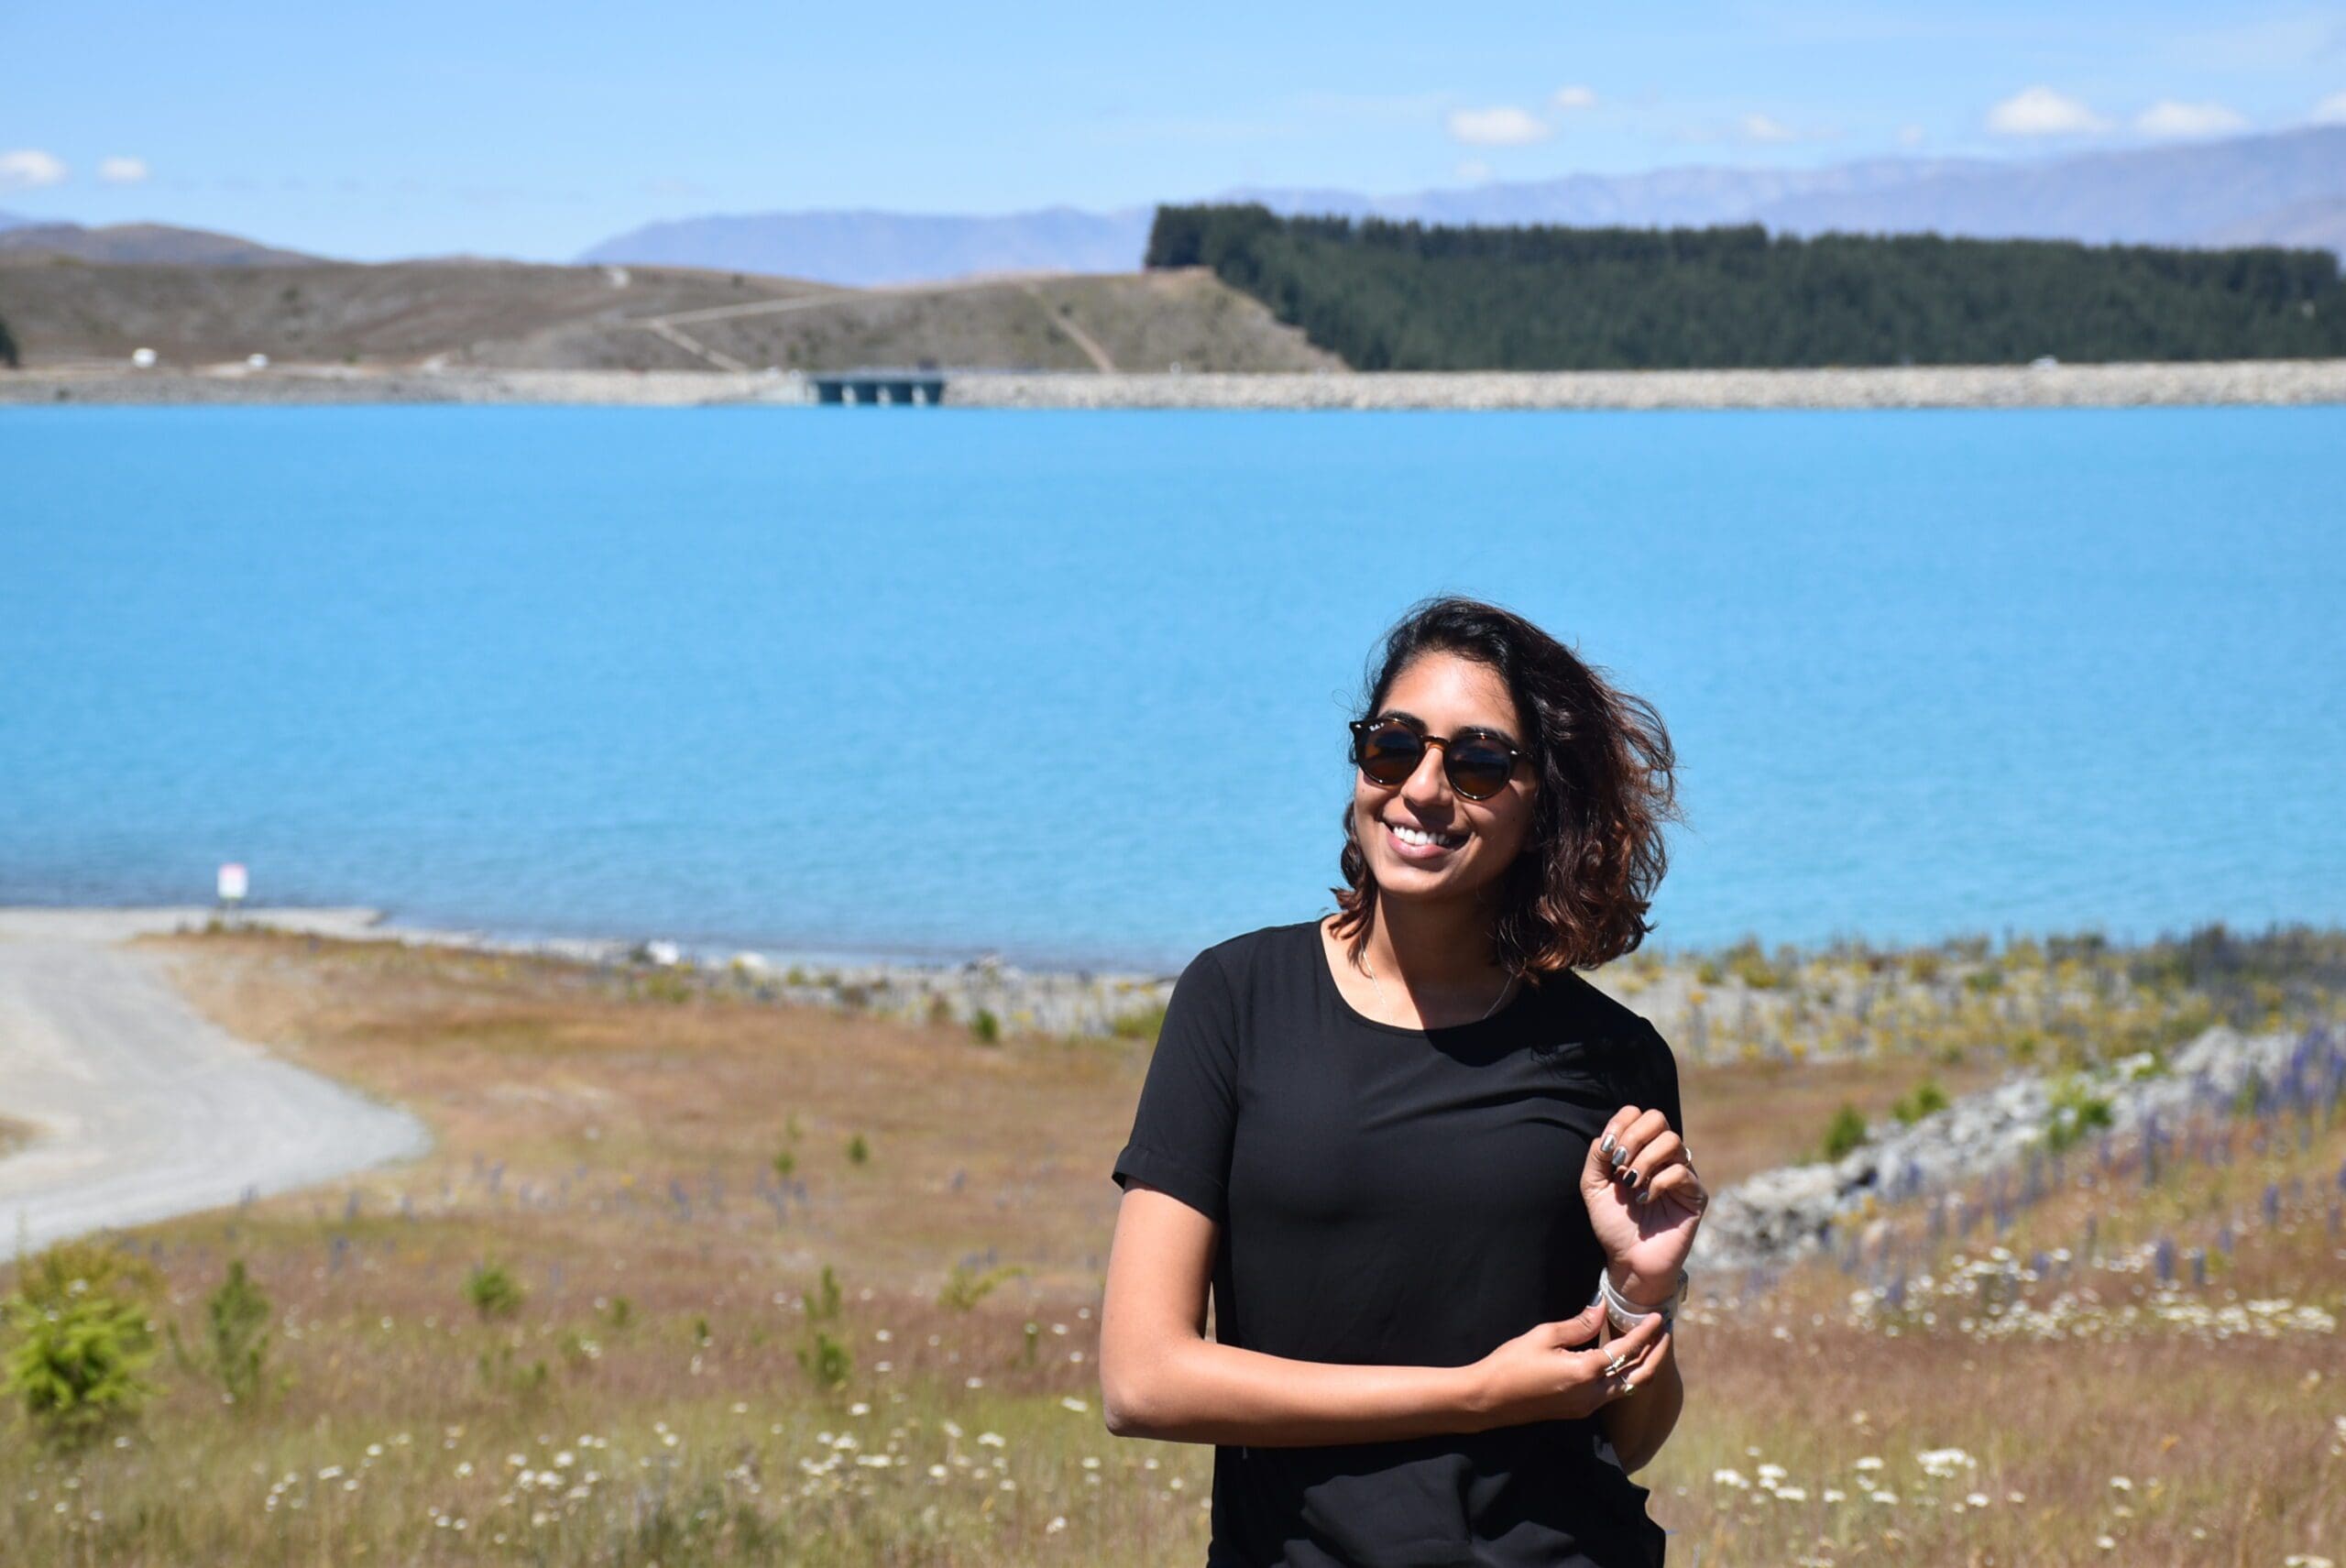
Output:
top-left (217, 862), bottom-right (249, 903)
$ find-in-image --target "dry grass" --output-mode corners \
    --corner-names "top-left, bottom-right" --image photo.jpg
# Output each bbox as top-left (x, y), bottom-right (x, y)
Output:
top-left (0, 258), bottom-right (1337, 374)
top-left (2, 929), bottom-right (2340, 1566)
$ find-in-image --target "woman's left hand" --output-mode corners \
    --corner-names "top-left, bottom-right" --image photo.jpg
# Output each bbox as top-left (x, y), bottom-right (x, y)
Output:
top-left (1580, 1105), bottom-right (1707, 1299)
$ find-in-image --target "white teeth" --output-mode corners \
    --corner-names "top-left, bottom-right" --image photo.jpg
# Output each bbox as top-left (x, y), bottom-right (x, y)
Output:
top-left (1390, 822), bottom-right (1464, 849)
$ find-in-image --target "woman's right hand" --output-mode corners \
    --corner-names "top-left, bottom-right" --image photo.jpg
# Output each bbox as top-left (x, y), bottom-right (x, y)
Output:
top-left (1462, 1301), bottom-right (1672, 1432)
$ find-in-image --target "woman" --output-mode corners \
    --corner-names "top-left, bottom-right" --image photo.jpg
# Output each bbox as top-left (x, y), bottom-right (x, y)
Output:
top-left (1100, 595), bottom-right (1707, 1568)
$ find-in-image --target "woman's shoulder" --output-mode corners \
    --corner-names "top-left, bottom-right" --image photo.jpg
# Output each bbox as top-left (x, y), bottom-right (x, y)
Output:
top-left (1529, 964), bottom-right (1666, 1046)
top-left (1185, 918), bottom-right (1324, 982)
top-left (1525, 966), bottom-right (1681, 1118)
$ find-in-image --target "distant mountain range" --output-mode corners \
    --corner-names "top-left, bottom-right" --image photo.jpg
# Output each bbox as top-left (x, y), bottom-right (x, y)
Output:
top-left (0, 217), bottom-right (316, 266)
top-left (582, 126), bottom-right (2346, 285)
top-left (6, 126), bottom-right (2342, 287)
top-left (577, 206), bottom-right (1152, 288)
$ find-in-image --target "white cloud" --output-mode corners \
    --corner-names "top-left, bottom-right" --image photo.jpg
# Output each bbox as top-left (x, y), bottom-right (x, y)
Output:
top-left (1456, 159), bottom-right (1494, 183)
top-left (1986, 86), bottom-right (2110, 137)
top-left (1897, 124), bottom-right (1927, 148)
top-left (2311, 91), bottom-right (2346, 125)
top-left (2134, 100), bottom-right (2248, 138)
top-left (1551, 84), bottom-right (1597, 111)
top-left (96, 155), bottom-right (149, 184)
top-left (1739, 113), bottom-right (1798, 144)
top-left (0, 148), bottom-right (67, 189)
top-left (1447, 105), bottom-right (1551, 146)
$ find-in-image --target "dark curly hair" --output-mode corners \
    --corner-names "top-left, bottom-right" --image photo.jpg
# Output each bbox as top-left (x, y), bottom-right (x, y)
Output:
top-left (1330, 595), bottom-right (1683, 976)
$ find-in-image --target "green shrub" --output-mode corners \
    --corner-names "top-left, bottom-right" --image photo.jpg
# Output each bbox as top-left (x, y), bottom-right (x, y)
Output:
top-left (937, 1260), bottom-right (1028, 1311)
top-left (1111, 1003), bottom-right (1169, 1040)
top-left (465, 1261), bottom-right (525, 1320)
top-left (4, 1256), bottom-right (159, 1448)
top-left (1821, 1102), bottom-right (1869, 1161)
top-left (772, 1146), bottom-right (796, 1180)
top-left (795, 1328), bottom-right (851, 1390)
top-left (168, 1257), bottom-right (272, 1408)
top-left (845, 1133), bottom-right (871, 1166)
top-left (970, 1008), bottom-right (1002, 1045)
top-left (2045, 1074), bottom-right (2115, 1153)
top-left (804, 1265), bottom-right (843, 1322)
top-left (1891, 1080), bottom-right (1950, 1124)
top-left (602, 1295), bottom-right (635, 1332)
top-left (477, 1343), bottom-right (550, 1398)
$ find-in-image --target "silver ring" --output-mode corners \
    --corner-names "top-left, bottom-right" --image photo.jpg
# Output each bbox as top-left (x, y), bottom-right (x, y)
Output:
top-left (1605, 1352), bottom-right (1625, 1375)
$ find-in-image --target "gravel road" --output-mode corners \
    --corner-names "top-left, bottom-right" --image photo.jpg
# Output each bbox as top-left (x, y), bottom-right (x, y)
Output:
top-left (0, 910), bottom-right (431, 1254)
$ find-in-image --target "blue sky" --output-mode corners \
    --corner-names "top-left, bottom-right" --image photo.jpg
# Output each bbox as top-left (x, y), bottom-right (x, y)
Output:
top-left (5, 1), bottom-right (2344, 261)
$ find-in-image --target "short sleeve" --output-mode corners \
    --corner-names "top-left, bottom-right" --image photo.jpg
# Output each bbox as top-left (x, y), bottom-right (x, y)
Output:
top-left (1111, 946), bottom-right (1241, 1226)
top-left (1639, 1019), bottom-right (1684, 1141)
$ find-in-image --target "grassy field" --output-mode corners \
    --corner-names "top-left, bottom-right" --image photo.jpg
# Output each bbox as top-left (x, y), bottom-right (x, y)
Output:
top-left (2, 927), bottom-right (2341, 1566)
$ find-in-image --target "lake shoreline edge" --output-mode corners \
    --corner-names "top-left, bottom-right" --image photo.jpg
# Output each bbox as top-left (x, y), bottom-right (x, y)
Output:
top-left (6, 359), bottom-right (2346, 410)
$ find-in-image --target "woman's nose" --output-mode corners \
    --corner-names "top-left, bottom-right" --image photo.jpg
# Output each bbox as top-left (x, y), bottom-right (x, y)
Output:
top-left (1402, 743), bottom-right (1452, 804)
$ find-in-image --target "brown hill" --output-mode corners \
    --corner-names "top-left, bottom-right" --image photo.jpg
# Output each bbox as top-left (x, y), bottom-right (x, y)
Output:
top-left (0, 256), bottom-right (1335, 373)
top-left (0, 221), bottom-right (321, 266)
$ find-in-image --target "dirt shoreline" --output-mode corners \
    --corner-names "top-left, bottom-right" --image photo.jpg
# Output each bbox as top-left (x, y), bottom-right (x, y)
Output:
top-left (5, 358), bottom-right (2345, 409)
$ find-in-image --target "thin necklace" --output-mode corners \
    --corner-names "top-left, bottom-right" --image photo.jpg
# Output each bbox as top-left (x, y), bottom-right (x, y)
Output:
top-left (1359, 952), bottom-right (1519, 1026)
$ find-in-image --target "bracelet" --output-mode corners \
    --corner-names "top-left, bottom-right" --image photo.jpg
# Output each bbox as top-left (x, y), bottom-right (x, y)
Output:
top-left (1591, 1266), bottom-right (1684, 1336)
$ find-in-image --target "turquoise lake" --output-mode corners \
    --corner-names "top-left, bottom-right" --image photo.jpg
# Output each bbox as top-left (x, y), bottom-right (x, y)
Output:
top-left (3, 404), bottom-right (2341, 971)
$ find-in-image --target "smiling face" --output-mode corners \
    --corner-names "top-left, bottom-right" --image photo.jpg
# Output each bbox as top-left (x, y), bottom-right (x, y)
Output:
top-left (1352, 650), bottom-right (1540, 909)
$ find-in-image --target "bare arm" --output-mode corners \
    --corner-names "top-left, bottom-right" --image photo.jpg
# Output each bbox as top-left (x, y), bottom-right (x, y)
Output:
top-left (1594, 1262), bottom-right (1684, 1474)
top-left (1100, 1183), bottom-right (1489, 1445)
top-left (1098, 1183), bottom-right (1663, 1446)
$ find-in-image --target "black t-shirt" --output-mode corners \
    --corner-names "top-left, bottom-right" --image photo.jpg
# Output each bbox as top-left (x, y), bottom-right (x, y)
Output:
top-left (1112, 919), bottom-right (1684, 1568)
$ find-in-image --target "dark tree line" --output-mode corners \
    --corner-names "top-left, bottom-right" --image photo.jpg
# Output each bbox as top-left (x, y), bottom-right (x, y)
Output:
top-left (0, 310), bottom-right (16, 369)
top-left (1146, 204), bottom-right (2346, 369)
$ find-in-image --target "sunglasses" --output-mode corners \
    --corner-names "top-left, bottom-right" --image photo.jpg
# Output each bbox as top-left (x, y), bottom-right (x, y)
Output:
top-left (1348, 716), bottom-right (1523, 801)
